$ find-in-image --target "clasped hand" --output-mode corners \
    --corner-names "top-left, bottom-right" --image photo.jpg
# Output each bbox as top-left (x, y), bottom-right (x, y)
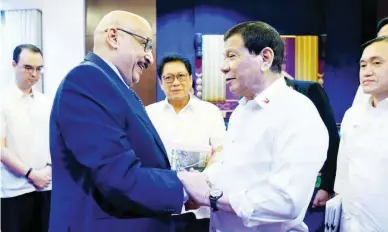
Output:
top-left (28, 166), bottom-right (52, 189)
top-left (177, 168), bottom-right (212, 210)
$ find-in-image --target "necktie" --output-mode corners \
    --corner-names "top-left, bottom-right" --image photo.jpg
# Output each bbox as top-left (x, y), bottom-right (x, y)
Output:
top-left (129, 87), bottom-right (145, 108)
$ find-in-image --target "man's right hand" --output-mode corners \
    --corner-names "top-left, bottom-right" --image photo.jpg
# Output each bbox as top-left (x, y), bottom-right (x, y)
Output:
top-left (28, 167), bottom-right (52, 189)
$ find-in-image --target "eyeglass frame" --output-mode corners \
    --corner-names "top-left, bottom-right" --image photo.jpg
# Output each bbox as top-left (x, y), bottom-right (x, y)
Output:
top-left (21, 64), bottom-right (44, 74)
top-left (161, 73), bottom-right (189, 84)
top-left (104, 28), bottom-right (153, 53)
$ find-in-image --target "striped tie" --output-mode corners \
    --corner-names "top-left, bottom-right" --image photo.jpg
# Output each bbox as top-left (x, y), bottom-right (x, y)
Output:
top-left (129, 87), bottom-right (145, 108)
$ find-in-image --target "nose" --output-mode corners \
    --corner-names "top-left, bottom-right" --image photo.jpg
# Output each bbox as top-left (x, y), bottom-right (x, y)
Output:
top-left (31, 69), bottom-right (38, 77)
top-left (145, 52), bottom-right (154, 66)
top-left (363, 64), bottom-right (374, 77)
top-left (172, 77), bottom-right (180, 86)
top-left (221, 62), bottom-right (230, 74)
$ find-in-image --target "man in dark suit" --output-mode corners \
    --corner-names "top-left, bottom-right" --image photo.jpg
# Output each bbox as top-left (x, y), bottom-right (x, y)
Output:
top-left (284, 75), bottom-right (340, 232)
top-left (49, 11), bottom-right (195, 232)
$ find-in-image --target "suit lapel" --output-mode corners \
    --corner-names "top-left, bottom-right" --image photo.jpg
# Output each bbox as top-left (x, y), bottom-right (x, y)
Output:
top-left (284, 77), bottom-right (295, 90)
top-left (84, 52), bottom-right (170, 165)
top-left (120, 87), bottom-right (170, 163)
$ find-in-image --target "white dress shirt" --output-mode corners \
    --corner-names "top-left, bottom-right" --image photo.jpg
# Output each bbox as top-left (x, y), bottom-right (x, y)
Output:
top-left (204, 78), bottom-right (329, 232)
top-left (146, 97), bottom-right (226, 151)
top-left (352, 85), bottom-right (370, 106)
top-left (146, 96), bottom-right (226, 219)
top-left (0, 84), bottom-right (52, 198)
top-left (334, 97), bottom-right (388, 232)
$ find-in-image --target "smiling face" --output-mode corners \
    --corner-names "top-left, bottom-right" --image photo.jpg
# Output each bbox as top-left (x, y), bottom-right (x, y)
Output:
top-left (100, 12), bottom-right (155, 86)
top-left (159, 61), bottom-right (192, 102)
top-left (359, 40), bottom-right (388, 101)
top-left (221, 34), bottom-right (263, 97)
top-left (220, 33), bottom-right (278, 99)
top-left (109, 26), bottom-right (154, 86)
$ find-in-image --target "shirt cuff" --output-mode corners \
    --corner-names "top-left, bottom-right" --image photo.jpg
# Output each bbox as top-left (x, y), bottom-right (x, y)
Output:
top-left (183, 188), bottom-right (189, 203)
top-left (229, 190), bottom-right (258, 227)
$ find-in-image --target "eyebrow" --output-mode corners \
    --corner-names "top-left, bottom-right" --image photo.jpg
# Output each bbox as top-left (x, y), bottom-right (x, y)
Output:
top-left (24, 64), bottom-right (44, 68)
top-left (164, 72), bottom-right (187, 76)
top-left (360, 56), bottom-right (383, 63)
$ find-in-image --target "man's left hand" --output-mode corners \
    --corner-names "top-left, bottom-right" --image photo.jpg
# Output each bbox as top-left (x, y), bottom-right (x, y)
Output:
top-left (312, 189), bottom-right (330, 208)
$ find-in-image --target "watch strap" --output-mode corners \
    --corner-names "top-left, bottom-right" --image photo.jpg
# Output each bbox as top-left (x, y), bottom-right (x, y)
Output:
top-left (209, 191), bottom-right (223, 212)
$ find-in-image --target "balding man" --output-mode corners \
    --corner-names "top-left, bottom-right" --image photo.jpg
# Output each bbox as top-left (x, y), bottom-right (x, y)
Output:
top-left (49, 11), bottom-right (186, 232)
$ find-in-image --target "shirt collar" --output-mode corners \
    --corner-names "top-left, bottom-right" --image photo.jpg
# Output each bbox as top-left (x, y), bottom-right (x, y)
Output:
top-left (100, 57), bottom-right (129, 88)
top-left (238, 77), bottom-right (286, 108)
top-left (367, 95), bottom-right (388, 109)
top-left (163, 95), bottom-right (196, 111)
top-left (10, 83), bottom-right (36, 99)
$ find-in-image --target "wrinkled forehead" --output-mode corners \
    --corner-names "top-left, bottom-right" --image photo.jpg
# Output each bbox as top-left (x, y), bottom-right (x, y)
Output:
top-left (361, 41), bottom-right (388, 61)
top-left (224, 34), bottom-right (246, 52)
top-left (162, 62), bottom-right (188, 76)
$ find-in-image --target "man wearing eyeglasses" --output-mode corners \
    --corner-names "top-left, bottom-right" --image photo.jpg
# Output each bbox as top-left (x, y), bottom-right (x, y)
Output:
top-left (1, 44), bottom-right (52, 232)
top-left (146, 54), bottom-right (226, 232)
top-left (49, 10), bottom-right (194, 232)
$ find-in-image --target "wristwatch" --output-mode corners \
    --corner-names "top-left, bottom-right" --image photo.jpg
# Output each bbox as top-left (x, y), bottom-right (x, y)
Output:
top-left (209, 188), bottom-right (223, 212)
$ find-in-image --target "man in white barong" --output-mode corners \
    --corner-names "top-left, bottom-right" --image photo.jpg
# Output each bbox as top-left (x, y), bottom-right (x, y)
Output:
top-left (177, 21), bottom-right (329, 232)
top-left (352, 17), bottom-right (388, 106)
top-left (334, 35), bottom-right (388, 231)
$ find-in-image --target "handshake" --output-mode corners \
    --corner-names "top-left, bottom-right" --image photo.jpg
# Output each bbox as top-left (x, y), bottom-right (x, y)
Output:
top-left (177, 168), bottom-right (213, 211)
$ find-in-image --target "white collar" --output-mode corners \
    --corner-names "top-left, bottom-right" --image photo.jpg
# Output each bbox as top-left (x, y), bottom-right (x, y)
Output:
top-left (163, 95), bottom-right (196, 111)
top-left (367, 95), bottom-right (388, 109)
top-left (238, 77), bottom-right (286, 108)
top-left (100, 57), bottom-right (129, 88)
top-left (10, 83), bottom-right (36, 99)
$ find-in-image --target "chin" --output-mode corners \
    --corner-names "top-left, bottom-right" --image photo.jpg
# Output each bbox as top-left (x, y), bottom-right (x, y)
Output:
top-left (228, 85), bottom-right (238, 94)
top-left (362, 86), bottom-right (375, 94)
top-left (131, 75), bottom-right (140, 84)
top-left (170, 95), bottom-right (184, 101)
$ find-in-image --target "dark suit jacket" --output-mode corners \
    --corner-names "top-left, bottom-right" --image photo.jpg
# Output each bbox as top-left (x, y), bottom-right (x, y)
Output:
top-left (49, 52), bottom-right (184, 232)
top-left (285, 78), bottom-right (339, 193)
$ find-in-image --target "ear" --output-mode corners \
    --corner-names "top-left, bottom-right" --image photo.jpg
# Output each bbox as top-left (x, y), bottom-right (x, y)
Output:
top-left (106, 28), bottom-right (119, 49)
top-left (12, 60), bottom-right (17, 68)
top-left (158, 78), bottom-right (164, 90)
top-left (260, 47), bottom-right (274, 72)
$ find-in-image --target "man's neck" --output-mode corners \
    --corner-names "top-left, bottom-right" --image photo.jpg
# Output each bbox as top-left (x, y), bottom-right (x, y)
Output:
top-left (16, 82), bottom-right (32, 95)
top-left (244, 73), bottom-right (281, 100)
top-left (168, 96), bottom-right (190, 113)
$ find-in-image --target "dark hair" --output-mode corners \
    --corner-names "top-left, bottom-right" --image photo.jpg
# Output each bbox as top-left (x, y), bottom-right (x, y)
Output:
top-left (157, 54), bottom-right (192, 79)
top-left (361, 35), bottom-right (388, 50)
top-left (13, 44), bottom-right (43, 64)
top-left (377, 17), bottom-right (388, 33)
top-left (224, 21), bottom-right (284, 73)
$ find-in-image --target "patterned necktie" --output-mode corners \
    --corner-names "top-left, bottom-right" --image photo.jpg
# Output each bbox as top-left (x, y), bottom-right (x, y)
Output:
top-left (129, 87), bottom-right (145, 108)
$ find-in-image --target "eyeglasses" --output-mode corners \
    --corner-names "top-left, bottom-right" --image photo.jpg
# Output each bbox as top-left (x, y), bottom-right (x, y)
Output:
top-left (162, 73), bottom-right (189, 84)
top-left (105, 28), bottom-right (152, 53)
top-left (22, 65), bottom-right (44, 74)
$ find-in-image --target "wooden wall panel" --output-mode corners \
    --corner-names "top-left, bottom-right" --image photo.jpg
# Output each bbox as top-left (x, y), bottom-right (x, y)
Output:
top-left (85, 0), bottom-right (157, 105)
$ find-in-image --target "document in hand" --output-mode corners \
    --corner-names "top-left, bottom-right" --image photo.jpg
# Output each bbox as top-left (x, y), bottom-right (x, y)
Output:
top-left (324, 195), bottom-right (342, 232)
top-left (166, 146), bottom-right (212, 172)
